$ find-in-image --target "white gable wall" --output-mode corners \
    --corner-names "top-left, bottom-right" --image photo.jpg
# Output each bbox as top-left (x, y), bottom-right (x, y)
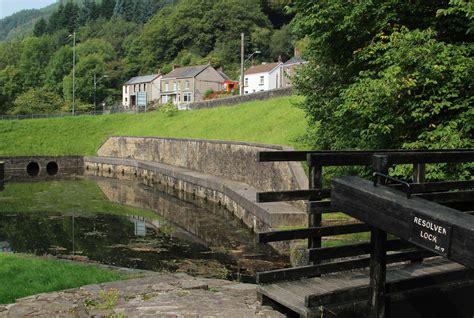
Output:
top-left (244, 65), bottom-right (282, 94)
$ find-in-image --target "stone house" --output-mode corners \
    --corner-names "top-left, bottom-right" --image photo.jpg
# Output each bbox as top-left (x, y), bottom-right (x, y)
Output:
top-left (122, 74), bottom-right (162, 109)
top-left (281, 55), bottom-right (309, 88)
top-left (160, 64), bottom-right (228, 108)
top-left (243, 62), bottom-right (283, 95)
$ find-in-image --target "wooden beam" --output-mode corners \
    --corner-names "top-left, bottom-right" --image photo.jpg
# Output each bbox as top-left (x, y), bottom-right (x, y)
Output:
top-left (331, 176), bottom-right (474, 268)
top-left (256, 189), bottom-right (330, 203)
top-left (258, 149), bottom-right (474, 163)
top-left (257, 223), bottom-right (370, 243)
top-left (308, 239), bottom-right (415, 262)
top-left (414, 190), bottom-right (474, 204)
top-left (256, 250), bottom-right (435, 284)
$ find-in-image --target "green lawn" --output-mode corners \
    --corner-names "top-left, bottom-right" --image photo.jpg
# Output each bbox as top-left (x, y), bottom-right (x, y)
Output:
top-left (0, 96), bottom-right (308, 156)
top-left (0, 253), bottom-right (126, 304)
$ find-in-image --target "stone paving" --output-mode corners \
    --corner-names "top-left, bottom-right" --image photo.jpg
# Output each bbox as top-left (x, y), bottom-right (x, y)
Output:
top-left (0, 273), bottom-right (284, 317)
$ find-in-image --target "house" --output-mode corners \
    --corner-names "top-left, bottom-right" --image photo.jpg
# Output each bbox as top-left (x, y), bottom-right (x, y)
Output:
top-left (160, 64), bottom-right (228, 108)
top-left (281, 53), bottom-right (309, 87)
top-left (122, 74), bottom-right (161, 109)
top-left (243, 62), bottom-right (283, 94)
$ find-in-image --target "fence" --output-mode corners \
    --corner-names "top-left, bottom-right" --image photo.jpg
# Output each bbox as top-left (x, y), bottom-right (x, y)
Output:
top-left (0, 108), bottom-right (136, 121)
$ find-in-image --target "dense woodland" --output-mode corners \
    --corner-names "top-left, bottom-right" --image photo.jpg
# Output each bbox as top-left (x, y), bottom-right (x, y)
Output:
top-left (0, 0), bottom-right (472, 167)
top-left (0, 0), bottom-right (294, 114)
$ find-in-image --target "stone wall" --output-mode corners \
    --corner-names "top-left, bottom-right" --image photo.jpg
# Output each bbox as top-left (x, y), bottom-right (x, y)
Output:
top-left (0, 156), bottom-right (84, 179)
top-left (96, 136), bottom-right (307, 192)
top-left (188, 87), bottom-right (293, 110)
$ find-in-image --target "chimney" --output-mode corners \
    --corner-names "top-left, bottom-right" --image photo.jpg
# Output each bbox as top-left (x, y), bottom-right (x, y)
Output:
top-left (218, 66), bottom-right (223, 72)
top-left (294, 47), bottom-right (301, 58)
top-left (207, 59), bottom-right (212, 65)
top-left (278, 55), bottom-right (283, 63)
top-left (172, 64), bottom-right (180, 70)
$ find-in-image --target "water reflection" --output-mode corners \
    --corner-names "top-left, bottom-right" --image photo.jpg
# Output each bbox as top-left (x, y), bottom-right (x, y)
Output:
top-left (0, 177), bottom-right (288, 281)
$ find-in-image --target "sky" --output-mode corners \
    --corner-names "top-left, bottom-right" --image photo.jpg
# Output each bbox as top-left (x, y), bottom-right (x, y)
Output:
top-left (0, 0), bottom-right (56, 19)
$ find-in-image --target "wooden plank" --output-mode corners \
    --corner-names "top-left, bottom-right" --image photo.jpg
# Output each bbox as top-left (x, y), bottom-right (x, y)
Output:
top-left (307, 200), bottom-right (341, 214)
top-left (305, 266), bottom-right (474, 308)
top-left (331, 176), bottom-right (474, 268)
top-left (258, 149), bottom-right (474, 163)
top-left (307, 150), bottom-right (474, 166)
top-left (257, 250), bottom-right (435, 284)
top-left (308, 239), bottom-right (415, 262)
top-left (256, 189), bottom-right (330, 203)
top-left (369, 227), bottom-right (387, 318)
top-left (257, 223), bottom-right (370, 243)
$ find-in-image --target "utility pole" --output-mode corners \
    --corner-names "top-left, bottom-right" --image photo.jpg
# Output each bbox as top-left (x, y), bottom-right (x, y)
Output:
top-left (240, 33), bottom-right (245, 96)
top-left (72, 31), bottom-right (76, 116)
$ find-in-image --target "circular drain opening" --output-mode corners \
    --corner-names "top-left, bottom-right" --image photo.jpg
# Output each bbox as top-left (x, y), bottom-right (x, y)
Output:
top-left (46, 162), bottom-right (59, 176)
top-left (27, 162), bottom-right (40, 177)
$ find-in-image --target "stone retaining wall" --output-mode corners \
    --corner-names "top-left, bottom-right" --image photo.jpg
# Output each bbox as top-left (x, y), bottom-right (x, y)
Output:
top-left (84, 157), bottom-right (307, 232)
top-left (188, 87), bottom-right (293, 110)
top-left (0, 156), bottom-right (84, 179)
top-left (96, 136), bottom-right (307, 193)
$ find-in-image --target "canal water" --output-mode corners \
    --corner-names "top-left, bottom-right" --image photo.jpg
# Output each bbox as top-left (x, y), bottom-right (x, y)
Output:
top-left (0, 177), bottom-right (288, 281)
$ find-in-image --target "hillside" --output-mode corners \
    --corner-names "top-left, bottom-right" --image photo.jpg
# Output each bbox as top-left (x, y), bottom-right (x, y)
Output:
top-left (0, 3), bottom-right (59, 42)
top-left (0, 96), bottom-right (308, 156)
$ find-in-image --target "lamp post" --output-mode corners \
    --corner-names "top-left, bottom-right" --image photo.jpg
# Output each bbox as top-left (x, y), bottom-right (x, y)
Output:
top-left (66, 32), bottom-right (76, 116)
top-left (239, 33), bottom-right (261, 95)
top-left (93, 71), bottom-right (108, 113)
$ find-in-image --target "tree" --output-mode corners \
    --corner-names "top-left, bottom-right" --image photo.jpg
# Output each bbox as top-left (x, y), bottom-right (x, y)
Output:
top-left (0, 66), bottom-right (22, 114)
top-left (44, 46), bottom-right (73, 95)
top-left (33, 17), bottom-right (47, 37)
top-left (292, 0), bottom-right (473, 179)
top-left (292, 0), bottom-right (473, 149)
top-left (270, 24), bottom-right (293, 61)
top-left (18, 36), bottom-right (53, 89)
top-left (11, 88), bottom-right (64, 115)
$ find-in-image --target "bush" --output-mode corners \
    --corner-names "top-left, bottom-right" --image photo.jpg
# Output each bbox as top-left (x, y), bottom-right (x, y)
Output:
top-left (157, 101), bottom-right (178, 116)
top-left (12, 88), bottom-right (64, 115)
top-left (204, 89), bottom-right (214, 98)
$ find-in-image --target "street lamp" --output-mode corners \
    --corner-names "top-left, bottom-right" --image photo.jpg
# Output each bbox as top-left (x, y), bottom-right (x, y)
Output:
top-left (239, 33), bottom-right (261, 95)
top-left (66, 32), bottom-right (76, 116)
top-left (93, 71), bottom-right (108, 112)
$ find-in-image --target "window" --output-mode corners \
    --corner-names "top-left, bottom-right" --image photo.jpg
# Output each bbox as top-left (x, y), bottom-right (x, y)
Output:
top-left (244, 77), bottom-right (248, 87)
top-left (134, 85), bottom-right (138, 92)
top-left (185, 80), bottom-right (190, 89)
top-left (259, 76), bottom-right (264, 85)
top-left (177, 81), bottom-right (181, 90)
top-left (184, 92), bottom-right (192, 103)
top-left (162, 95), bottom-right (168, 103)
top-left (125, 86), bottom-right (128, 93)
top-left (165, 82), bottom-right (169, 91)
top-left (125, 97), bottom-right (128, 102)
top-left (144, 84), bottom-right (147, 91)
top-left (173, 81), bottom-right (177, 90)
top-left (245, 91), bottom-right (248, 94)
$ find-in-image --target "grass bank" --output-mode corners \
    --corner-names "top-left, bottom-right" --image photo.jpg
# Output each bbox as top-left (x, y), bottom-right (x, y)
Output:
top-left (0, 96), bottom-right (308, 156)
top-left (0, 253), bottom-right (126, 304)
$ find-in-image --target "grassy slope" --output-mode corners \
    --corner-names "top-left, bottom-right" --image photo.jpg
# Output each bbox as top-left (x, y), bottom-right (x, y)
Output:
top-left (0, 96), bottom-right (308, 156)
top-left (0, 254), bottom-right (125, 304)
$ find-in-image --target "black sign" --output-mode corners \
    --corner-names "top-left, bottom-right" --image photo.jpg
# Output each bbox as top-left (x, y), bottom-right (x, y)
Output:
top-left (410, 212), bottom-right (452, 256)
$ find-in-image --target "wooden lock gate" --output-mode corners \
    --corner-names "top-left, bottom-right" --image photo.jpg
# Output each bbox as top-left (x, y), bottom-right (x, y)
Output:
top-left (255, 149), bottom-right (474, 318)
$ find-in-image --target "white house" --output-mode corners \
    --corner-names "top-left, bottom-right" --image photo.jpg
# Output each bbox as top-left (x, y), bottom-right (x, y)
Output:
top-left (122, 74), bottom-right (162, 109)
top-left (243, 62), bottom-right (283, 94)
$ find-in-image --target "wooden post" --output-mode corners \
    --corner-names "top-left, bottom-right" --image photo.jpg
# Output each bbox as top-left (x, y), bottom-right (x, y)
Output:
top-left (308, 163), bottom-right (322, 251)
top-left (370, 155), bottom-right (390, 318)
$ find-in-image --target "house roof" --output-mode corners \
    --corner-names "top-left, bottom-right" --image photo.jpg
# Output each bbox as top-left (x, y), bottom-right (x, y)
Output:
top-left (162, 64), bottom-right (209, 79)
top-left (244, 62), bottom-right (281, 76)
top-left (283, 57), bottom-right (308, 66)
top-left (124, 74), bottom-right (160, 85)
top-left (218, 70), bottom-right (230, 81)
